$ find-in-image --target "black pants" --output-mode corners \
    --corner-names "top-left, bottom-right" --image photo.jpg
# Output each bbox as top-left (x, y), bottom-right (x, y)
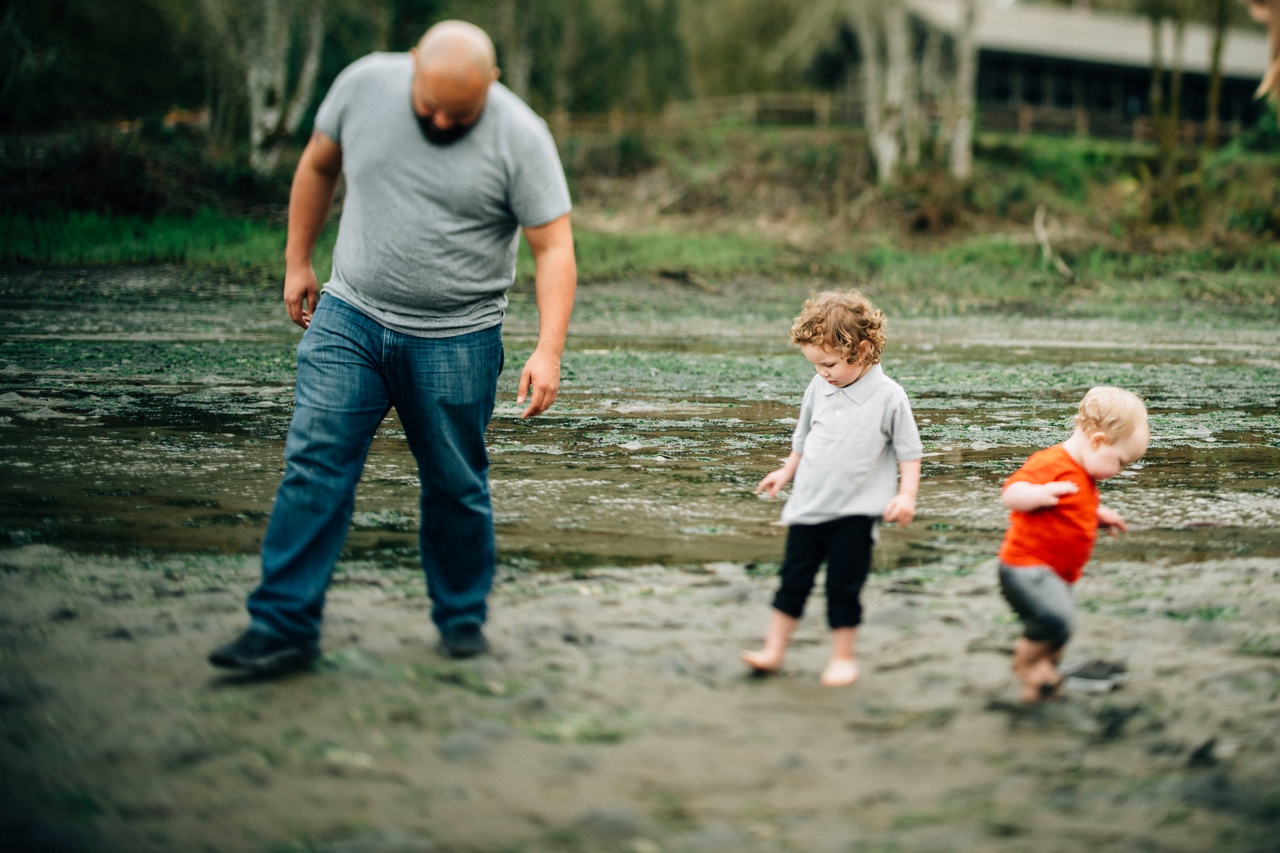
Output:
top-left (772, 515), bottom-right (876, 629)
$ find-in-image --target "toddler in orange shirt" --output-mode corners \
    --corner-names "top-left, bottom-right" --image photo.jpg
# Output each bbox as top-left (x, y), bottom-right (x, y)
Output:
top-left (997, 386), bottom-right (1149, 702)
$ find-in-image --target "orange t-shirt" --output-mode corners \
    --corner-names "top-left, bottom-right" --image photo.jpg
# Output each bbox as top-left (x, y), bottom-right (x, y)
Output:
top-left (997, 445), bottom-right (1099, 584)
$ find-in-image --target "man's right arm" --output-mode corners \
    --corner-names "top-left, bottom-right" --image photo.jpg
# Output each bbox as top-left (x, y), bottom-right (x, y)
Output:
top-left (284, 131), bottom-right (343, 329)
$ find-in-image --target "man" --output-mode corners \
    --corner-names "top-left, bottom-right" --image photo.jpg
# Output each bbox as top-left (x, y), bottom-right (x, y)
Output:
top-left (210, 20), bottom-right (575, 674)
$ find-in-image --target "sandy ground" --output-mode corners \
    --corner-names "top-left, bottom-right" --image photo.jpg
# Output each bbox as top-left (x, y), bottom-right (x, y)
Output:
top-left (2, 542), bottom-right (1279, 853)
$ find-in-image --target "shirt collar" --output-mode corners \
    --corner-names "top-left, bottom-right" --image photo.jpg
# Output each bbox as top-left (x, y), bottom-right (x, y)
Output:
top-left (819, 363), bottom-right (885, 402)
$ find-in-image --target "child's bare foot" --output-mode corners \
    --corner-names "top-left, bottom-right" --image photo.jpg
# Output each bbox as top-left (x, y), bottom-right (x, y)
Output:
top-left (741, 648), bottom-right (784, 673)
top-left (1019, 659), bottom-right (1063, 702)
top-left (820, 657), bottom-right (859, 687)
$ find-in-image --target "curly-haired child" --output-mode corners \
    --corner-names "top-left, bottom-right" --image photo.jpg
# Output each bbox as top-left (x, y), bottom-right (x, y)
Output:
top-left (998, 386), bottom-right (1149, 701)
top-left (743, 290), bottom-right (923, 686)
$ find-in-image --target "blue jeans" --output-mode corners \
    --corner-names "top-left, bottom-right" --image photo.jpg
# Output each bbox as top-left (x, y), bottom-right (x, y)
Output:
top-left (247, 296), bottom-right (503, 643)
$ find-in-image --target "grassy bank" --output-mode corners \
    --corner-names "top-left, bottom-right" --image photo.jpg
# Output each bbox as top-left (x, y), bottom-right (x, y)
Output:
top-left (3, 209), bottom-right (1279, 321)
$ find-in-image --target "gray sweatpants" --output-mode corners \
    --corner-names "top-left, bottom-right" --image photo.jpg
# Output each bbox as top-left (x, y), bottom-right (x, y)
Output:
top-left (998, 563), bottom-right (1075, 648)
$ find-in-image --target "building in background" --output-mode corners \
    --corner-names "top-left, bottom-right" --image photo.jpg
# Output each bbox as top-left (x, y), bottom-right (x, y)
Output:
top-left (916, 0), bottom-right (1268, 138)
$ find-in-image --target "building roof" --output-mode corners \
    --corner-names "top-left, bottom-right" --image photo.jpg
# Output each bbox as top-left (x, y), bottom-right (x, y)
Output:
top-left (908, 0), bottom-right (1270, 79)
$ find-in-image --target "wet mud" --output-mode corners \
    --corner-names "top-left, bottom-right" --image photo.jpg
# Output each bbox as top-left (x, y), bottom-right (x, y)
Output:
top-left (1, 267), bottom-right (1279, 852)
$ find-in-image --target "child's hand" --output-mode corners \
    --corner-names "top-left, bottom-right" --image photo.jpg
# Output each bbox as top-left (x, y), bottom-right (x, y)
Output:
top-left (1003, 480), bottom-right (1078, 512)
top-left (1040, 481), bottom-right (1079, 503)
top-left (883, 492), bottom-right (916, 526)
top-left (755, 468), bottom-right (792, 499)
top-left (1097, 505), bottom-right (1128, 535)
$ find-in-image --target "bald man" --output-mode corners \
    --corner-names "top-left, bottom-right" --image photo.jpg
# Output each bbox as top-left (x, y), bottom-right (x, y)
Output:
top-left (211, 21), bottom-right (576, 674)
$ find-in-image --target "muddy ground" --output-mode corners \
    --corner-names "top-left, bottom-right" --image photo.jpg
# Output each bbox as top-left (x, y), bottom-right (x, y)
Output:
top-left (1, 266), bottom-right (1279, 853)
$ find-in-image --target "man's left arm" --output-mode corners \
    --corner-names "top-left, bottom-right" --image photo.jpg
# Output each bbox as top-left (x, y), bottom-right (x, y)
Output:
top-left (517, 213), bottom-right (577, 419)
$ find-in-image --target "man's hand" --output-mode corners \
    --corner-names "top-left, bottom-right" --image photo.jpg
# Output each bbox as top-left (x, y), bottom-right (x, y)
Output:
top-left (284, 265), bottom-right (320, 329)
top-left (517, 348), bottom-right (561, 419)
top-left (519, 214), bottom-right (576, 419)
top-left (1097, 505), bottom-right (1128, 535)
top-left (1003, 480), bottom-right (1078, 512)
top-left (283, 131), bottom-right (341, 329)
top-left (883, 492), bottom-right (916, 526)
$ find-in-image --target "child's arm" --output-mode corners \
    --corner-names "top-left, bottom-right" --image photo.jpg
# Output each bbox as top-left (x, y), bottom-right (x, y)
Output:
top-left (883, 459), bottom-right (920, 525)
top-left (1097, 505), bottom-right (1128, 534)
top-left (755, 451), bottom-right (801, 499)
top-left (1002, 480), bottom-right (1078, 512)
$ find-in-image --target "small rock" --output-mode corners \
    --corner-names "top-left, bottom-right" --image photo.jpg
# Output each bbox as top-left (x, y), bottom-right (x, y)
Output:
top-left (1188, 738), bottom-right (1218, 768)
top-left (320, 833), bottom-right (437, 853)
top-left (437, 732), bottom-right (489, 761)
top-left (562, 630), bottom-right (594, 645)
top-left (576, 806), bottom-right (653, 840)
top-left (702, 582), bottom-right (759, 605)
top-left (151, 580), bottom-right (185, 599)
top-left (157, 730), bottom-right (212, 768)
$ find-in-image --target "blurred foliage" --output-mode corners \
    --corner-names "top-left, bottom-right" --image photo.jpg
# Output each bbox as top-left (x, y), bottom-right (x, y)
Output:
top-left (0, 123), bottom-right (289, 218)
top-left (0, 0), bottom-right (205, 130)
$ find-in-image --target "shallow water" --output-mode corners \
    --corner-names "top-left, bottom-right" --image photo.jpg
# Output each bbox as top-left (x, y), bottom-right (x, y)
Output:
top-left (2, 268), bottom-right (1279, 572)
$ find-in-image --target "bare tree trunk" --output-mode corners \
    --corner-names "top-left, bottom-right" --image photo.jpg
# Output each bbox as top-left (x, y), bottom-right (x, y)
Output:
top-left (949, 0), bottom-right (977, 180)
top-left (1148, 8), bottom-right (1165, 142)
top-left (885, 1), bottom-right (919, 167)
top-left (498, 0), bottom-right (532, 102)
top-left (1158, 7), bottom-right (1185, 216)
top-left (763, 0), bottom-right (841, 74)
top-left (202, 0), bottom-right (326, 173)
top-left (850, 1), bottom-right (899, 184)
top-left (1251, 0), bottom-right (1280, 103)
top-left (1205, 0), bottom-right (1227, 149)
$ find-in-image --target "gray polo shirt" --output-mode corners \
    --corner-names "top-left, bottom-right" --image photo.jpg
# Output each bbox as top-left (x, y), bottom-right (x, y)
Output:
top-left (781, 364), bottom-right (924, 526)
top-left (314, 53), bottom-right (572, 337)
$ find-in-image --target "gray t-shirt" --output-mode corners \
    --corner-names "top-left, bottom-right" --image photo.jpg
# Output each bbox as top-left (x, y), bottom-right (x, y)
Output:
top-left (781, 364), bottom-right (923, 525)
top-left (314, 53), bottom-right (572, 337)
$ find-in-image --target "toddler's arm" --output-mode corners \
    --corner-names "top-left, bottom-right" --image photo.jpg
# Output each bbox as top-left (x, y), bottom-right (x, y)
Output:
top-left (1002, 480), bottom-right (1078, 512)
top-left (1097, 504), bottom-right (1127, 534)
top-left (756, 452), bottom-right (801, 499)
top-left (883, 459), bottom-right (920, 526)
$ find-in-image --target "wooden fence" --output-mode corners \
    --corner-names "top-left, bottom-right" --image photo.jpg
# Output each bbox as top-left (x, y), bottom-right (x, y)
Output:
top-left (553, 93), bottom-right (1245, 146)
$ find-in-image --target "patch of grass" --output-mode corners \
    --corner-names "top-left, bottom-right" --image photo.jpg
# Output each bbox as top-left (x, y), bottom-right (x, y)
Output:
top-left (1163, 604), bottom-right (1239, 622)
top-left (1240, 635), bottom-right (1280, 657)
top-left (522, 711), bottom-right (644, 744)
top-left (0, 209), bottom-right (336, 279)
top-left (410, 663), bottom-right (504, 696)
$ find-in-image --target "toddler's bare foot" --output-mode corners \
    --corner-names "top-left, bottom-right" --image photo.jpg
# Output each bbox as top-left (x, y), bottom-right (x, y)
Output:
top-left (820, 657), bottom-right (859, 687)
top-left (741, 648), bottom-right (784, 673)
top-left (1019, 661), bottom-right (1063, 703)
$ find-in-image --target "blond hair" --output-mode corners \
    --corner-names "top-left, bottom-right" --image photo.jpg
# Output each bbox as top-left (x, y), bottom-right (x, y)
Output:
top-left (789, 290), bottom-right (886, 364)
top-left (1075, 386), bottom-right (1148, 441)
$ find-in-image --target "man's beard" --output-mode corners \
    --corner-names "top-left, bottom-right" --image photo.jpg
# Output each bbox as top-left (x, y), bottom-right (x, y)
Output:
top-left (416, 114), bottom-right (475, 145)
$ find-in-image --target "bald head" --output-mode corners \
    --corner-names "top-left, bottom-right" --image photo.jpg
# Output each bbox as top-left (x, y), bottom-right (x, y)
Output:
top-left (410, 20), bottom-right (499, 140)
top-left (416, 21), bottom-right (496, 80)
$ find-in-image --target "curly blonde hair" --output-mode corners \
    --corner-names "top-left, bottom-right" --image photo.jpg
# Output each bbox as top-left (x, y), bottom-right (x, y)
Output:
top-left (789, 290), bottom-right (887, 364)
top-left (1075, 386), bottom-right (1148, 441)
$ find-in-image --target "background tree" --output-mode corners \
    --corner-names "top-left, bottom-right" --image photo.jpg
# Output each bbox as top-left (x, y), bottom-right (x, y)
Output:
top-left (200, 0), bottom-right (326, 172)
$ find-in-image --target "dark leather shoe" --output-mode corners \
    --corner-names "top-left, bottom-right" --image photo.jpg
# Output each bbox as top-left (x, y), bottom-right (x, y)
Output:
top-left (209, 628), bottom-right (319, 677)
top-left (438, 621), bottom-right (488, 658)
